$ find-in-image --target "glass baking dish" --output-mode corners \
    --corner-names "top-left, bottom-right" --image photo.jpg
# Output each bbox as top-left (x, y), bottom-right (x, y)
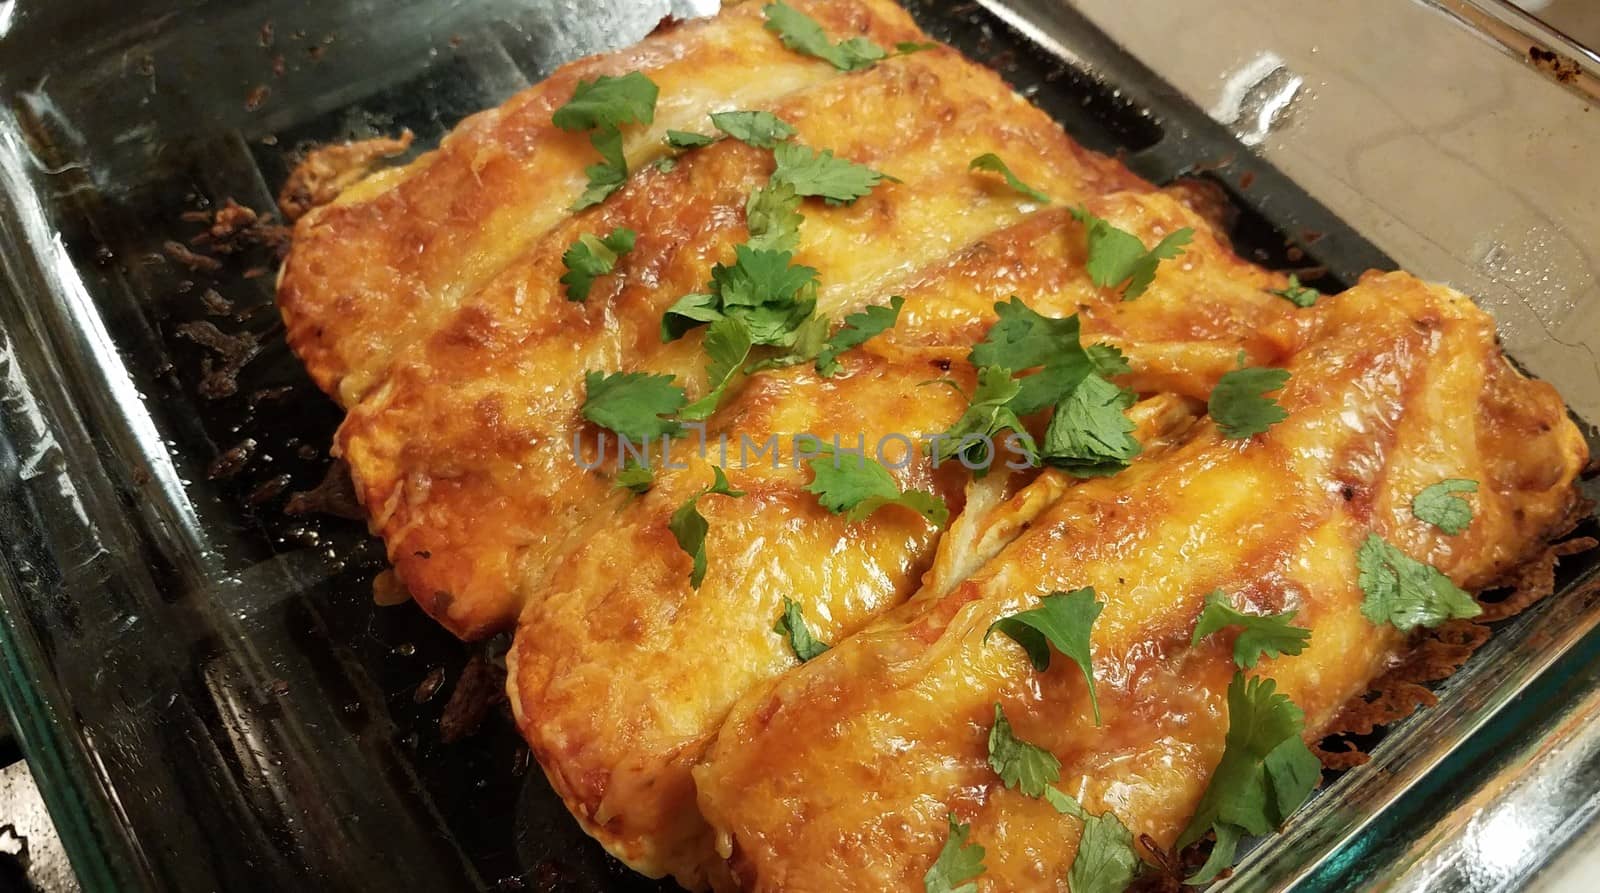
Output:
top-left (0, 0), bottom-right (1596, 890)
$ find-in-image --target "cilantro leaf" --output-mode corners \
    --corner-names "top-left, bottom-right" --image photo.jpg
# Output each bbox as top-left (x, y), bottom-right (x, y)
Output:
top-left (710, 245), bottom-right (820, 345)
top-left (665, 245), bottom-right (821, 346)
top-left (1069, 206), bottom-right (1192, 299)
top-left (1008, 358), bottom-right (1095, 418)
top-left (681, 317), bottom-right (753, 421)
top-left (896, 40), bottom-right (940, 54)
top-left (661, 292), bottom-right (723, 342)
top-left (764, 1), bottom-right (887, 72)
top-left (987, 703), bottom-right (1061, 798)
top-left (806, 444), bottom-right (948, 526)
top-left (1209, 360), bottom-right (1290, 439)
top-left (969, 298), bottom-right (1083, 372)
top-left (552, 72), bottom-right (659, 131)
top-left (965, 299), bottom-right (1128, 418)
top-left (773, 141), bottom-right (889, 206)
top-left (1357, 533), bottom-right (1481, 632)
top-left (1191, 590), bottom-right (1311, 670)
top-left (985, 589), bottom-right (1103, 723)
top-left (816, 295), bottom-right (902, 376)
top-left (1178, 673), bottom-right (1321, 884)
top-left (1086, 343), bottom-right (1131, 377)
top-left (573, 126), bottom-right (630, 211)
top-left (553, 73), bottom-right (659, 212)
top-left (654, 156), bottom-right (678, 173)
top-left (614, 458), bottom-right (653, 495)
top-left (746, 180), bottom-right (804, 253)
top-left (969, 153), bottom-right (1050, 203)
top-left (711, 110), bottom-right (798, 148)
top-left (931, 366), bottom-right (1033, 469)
top-left (924, 814), bottom-right (985, 893)
top-left (581, 370), bottom-right (686, 441)
top-left (1268, 274), bottom-right (1321, 308)
top-left (743, 314), bottom-right (830, 374)
top-left (710, 245), bottom-right (817, 312)
top-left (773, 596), bottom-right (830, 661)
top-left (1047, 791), bottom-right (1143, 893)
top-left (559, 227), bottom-right (636, 302)
top-left (1040, 373), bottom-right (1140, 478)
top-left (668, 466), bottom-right (746, 588)
top-left (665, 129), bottom-right (715, 149)
top-left (1412, 478), bottom-right (1478, 535)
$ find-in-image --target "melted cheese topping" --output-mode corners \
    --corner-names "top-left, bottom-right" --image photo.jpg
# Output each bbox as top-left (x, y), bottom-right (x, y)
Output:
top-left (276, 1), bottom-right (1589, 889)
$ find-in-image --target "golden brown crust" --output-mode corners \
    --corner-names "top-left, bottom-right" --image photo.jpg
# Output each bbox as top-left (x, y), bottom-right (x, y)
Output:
top-left (333, 45), bottom-right (1159, 641)
top-left (276, 131), bottom-right (414, 223)
top-left (277, 0), bottom-right (926, 406)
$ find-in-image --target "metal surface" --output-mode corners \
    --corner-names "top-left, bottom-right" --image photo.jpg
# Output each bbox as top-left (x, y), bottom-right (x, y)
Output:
top-left (0, 1), bottom-right (1594, 891)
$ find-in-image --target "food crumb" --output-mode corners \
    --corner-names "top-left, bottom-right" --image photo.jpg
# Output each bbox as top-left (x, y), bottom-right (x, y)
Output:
top-left (247, 474), bottom-right (292, 506)
top-left (439, 654), bottom-right (506, 743)
top-left (175, 321), bottom-right (261, 399)
top-left (245, 84), bottom-right (271, 111)
top-left (163, 240), bottom-right (222, 273)
top-left (201, 288), bottom-right (234, 316)
top-left (207, 438), bottom-right (258, 480)
top-left (414, 666), bottom-right (446, 704)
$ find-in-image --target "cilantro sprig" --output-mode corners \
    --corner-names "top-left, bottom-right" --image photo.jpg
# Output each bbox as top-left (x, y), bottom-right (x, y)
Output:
top-left (985, 588), bottom-right (1103, 723)
top-left (665, 130), bottom-right (715, 150)
top-left (935, 298), bottom-right (1138, 477)
top-left (614, 458), bottom-right (653, 495)
top-left (1357, 533), bottom-right (1481, 631)
top-left (988, 703), bottom-right (1061, 798)
top-left (712, 109), bottom-right (798, 148)
top-left (932, 366), bottom-right (1032, 469)
top-left (1412, 479), bottom-right (1478, 535)
top-left (764, 1), bottom-right (888, 72)
top-left (1040, 372), bottom-right (1140, 478)
top-left (1177, 673), bottom-right (1322, 885)
top-left (668, 466), bottom-right (746, 589)
top-left (573, 128), bottom-right (630, 211)
top-left (662, 245), bottom-right (820, 347)
top-left (987, 704), bottom-right (1142, 891)
top-left (1209, 356), bottom-right (1291, 439)
top-left (1069, 206), bottom-right (1192, 299)
top-left (816, 296), bottom-right (903, 376)
top-left (1051, 792), bottom-right (1143, 893)
top-left (552, 72), bottom-right (658, 131)
top-left (763, 1), bottom-right (936, 71)
top-left (969, 297), bottom-right (1084, 372)
top-left (680, 317), bottom-right (754, 421)
top-left (1192, 591), bottom-right (1311, 669)
top-left (581, 370), bottom-right (686, 441)
top-left (553, 72), bottom-right (660, 211)
top-left (560, 227), bottom-right (636, 302)
top-left (969, 153), bottom-right (1050, 203)
top-left (805, 443), bottom-right (948, 526)
top-left (773, 596), bottom-right (830, 661)
top-left (746, 181), bottom-right (804, 253)
top-left (1268, 274), bottom-right (1321, 308)
top-left (924, 814), bottom-right (985, 893)
top-left (773, 141), bottom-right (890, 206)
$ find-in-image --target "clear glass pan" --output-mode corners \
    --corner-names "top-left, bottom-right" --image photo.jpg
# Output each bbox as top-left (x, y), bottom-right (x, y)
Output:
top-left (0, 0), bottom-right (1595, 890)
